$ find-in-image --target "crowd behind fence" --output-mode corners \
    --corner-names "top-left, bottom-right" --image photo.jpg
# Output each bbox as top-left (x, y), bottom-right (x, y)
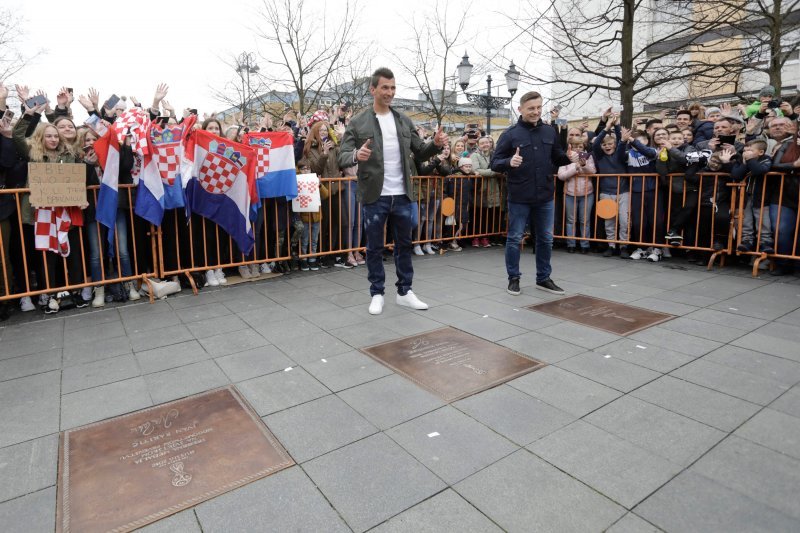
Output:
top-left (1, 172), bottom-right (799, 311)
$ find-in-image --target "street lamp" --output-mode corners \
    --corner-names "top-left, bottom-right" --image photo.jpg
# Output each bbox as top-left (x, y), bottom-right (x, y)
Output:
top-left (457, 52), bottom-right (520, 134)
top-left (235, 52), bottom-right (260, 123)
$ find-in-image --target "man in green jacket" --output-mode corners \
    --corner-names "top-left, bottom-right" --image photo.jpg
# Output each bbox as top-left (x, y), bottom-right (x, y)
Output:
top-left (338, 67), bottom-right (449, 315)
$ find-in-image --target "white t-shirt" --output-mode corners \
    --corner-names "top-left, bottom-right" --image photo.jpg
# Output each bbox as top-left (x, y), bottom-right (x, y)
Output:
top-left (376, 112), bottom-right (405, 195)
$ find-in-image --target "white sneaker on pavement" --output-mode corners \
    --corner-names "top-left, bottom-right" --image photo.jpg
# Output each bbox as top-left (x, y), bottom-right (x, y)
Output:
top-left (396, 290), bottom-right (428, 310)
top-left (423, 243), bottom-right (436, 255)
top-left (205, 270), bottom-right (219, 287)
top-left (368, 294), bottom-right (384, 315)
top-left (249, 264), bottom-right (261, 277)
top-left (214, 268), bottom-right (227, 285)
top-left (261, 262), bottom-right (274, 274)
top-left (20, 296), bottom-right (35, 312)
top-left (81, 287), bottom-right (93, 301)
top-left (413, 244), bottom-right (424, 256)
top-left (629, 248), bottom-right (645, 260)
top-left (238, 265), bottom-right (253, 279)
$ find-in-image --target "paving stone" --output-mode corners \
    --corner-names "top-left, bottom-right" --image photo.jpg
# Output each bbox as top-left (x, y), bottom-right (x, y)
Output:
top-left (598, 338), bottom-right (693, 373)
top-left (455, 297), bottom-right (562, 330)
top-left (337, 374), bottom-right (444, 430)
top-left (657, 316), bottom-right (745, 343)
top-left (732, 322), bottom-right (800, 362)
top-left (683, 308), bottom-right (768, 332)
top-left (735, 408), bottom-right (800, 460)
top-left (528, 420), bottom-right (682, 508)
top-left (709, 283), bottom-right (800, 320)
top-left (453, 385), bottom-right (576, 446)
top-left (135, 340), bottom-right (209, 374)
top-left (0, 318), bottom-right (64, 344)
top-left (61, 376), bottom-right (151, 429)
top-left (62, 335), bottom-right (132, 367)
top-left (585, 396), bottom-right (725, 466)
top-left (64, 320), bottom-right (126, 345)
top-left (0, 371), bottom-right (61, 448)
top-left (637, 470), bottom-right (799, 532)
top-left (220, 293), bottom-right (279, 314)
top-left (704, 344), bottom-right (800, 387)
top-left (63, 309), bottom-right (120, 330)
top-left (122, 310), bottom-right (182, 335)
top-left (423, 304), bottom-right (483, 326)
top-left (303, 308), bottom-right (364, 330)
top-left (330, 322), bottom-right (401, 348)
top-left (448, 317), bottom-right (528, 342)
top-left (627, 297), bottom-right (699, 316)
top-left (372, 488), bottom-right (503, 533)
top-left (61, 354), bottom-right (140, 394)
top-left (129, 324), bottom-right (194, 352)
top-left (375, 312), bottom-right (446, 336)
top-left (136, 509), bottom-right (201, 533)
top-left (1, 334), bottom-right (62, 360)
top-left (249, 316), bottom-right (321, 343)
top-left (195, 467), bottom-right (349, 532)
top-left (628, 327), bottom-right (722, 357)
top-left (303, 433), bottom-right (446, 532)
top-left (144, 360), bottom-right (229, 405)
top-left (387, 406), bottom-right (518, 484)
top-left (214, 345), bottom-right (294, 382)
top-left (508, 365), bottom-right (621, 417)
top-left (557, 351), bottom-right (661, 393)
top-left (770, 386), bottom-right (800, 419)
top-left (670, 358), bottom-right (790, 405)
top-left (175, 303), bottom-right (233, 323)
top-left (236, 307), bottom-right (300, 329)
top-left (0, 487), bottom-right (55, 533)
top-left (455, 449), bottom-right (625, 532)
top-left (538, 321), bottom-right (621, 350)
top-left (0, 434), bottom-right (58, 503)
top-left (283, 296), bottom-right (343, 316)
top-left (302, 350), bottom-right (393, 392)
top-left (606, 513), bottom-right (661, 533)
top-left (273, 330), bottom-right (353, 364)
top-left (648, 288), bottom-right (722, 308)
top-left (237, 367), bottom-right (329, 416)
top-left (264, 394), bottom-right (377, 463)
top-left (184, 313), bottom-right (249, 339)
top-left (691, 436), bottom-right (800, 520)
top-left (499, 330), bottom-right (585, 363)
top-left (0, 349), bottom-right (61, 382)
top-left (632, 375), bottom-right (760, 432)
top-left (198, 328), bottom-right (269, 358)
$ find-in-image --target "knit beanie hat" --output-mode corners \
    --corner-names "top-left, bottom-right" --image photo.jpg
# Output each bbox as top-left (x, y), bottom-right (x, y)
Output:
top-left (308, 110), bottom-right (329, 127)
top-left (705, 106), bottom-right (721, 115)
top-left (458, 157), bottom-right (472, 167)
top-left (758, 85), bottom-right (776, 98)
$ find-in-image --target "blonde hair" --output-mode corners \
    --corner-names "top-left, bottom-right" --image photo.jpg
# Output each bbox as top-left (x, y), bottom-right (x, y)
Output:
top-left (76, 128), bottom-right (99, 160)
top-left (27, 123), bottom-right (75, 162)
top-left (302, 122), bottom-right (330, 158)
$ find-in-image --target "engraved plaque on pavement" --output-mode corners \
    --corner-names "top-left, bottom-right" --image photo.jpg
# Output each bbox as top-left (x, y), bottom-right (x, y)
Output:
top-left (57, 386), bottom-right (293, 533)
top-left (362, 327), bottom-right (545, 402)
top-left (527, 294), bottom-right (675, 336)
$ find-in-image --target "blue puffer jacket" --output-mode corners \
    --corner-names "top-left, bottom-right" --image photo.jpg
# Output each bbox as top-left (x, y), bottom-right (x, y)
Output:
top-left (693, 120), bottom-right (715, 144)
top-left (491, 117), bottom-right (571, 205)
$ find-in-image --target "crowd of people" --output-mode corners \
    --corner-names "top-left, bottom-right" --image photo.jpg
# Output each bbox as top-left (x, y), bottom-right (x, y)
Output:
top-left (0, 77), bottom-right (799, 320)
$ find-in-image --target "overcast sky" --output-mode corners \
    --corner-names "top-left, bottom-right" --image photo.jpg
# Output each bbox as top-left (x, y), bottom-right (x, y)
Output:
top-left (5, 0), bottom-right (550, 122)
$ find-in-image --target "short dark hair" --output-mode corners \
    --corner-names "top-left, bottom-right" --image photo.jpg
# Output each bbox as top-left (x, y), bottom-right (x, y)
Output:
top-left (676, 109), bottom-right (692, 118)
top-left (717, 117), bottom-right (735, 126)
top-left (665, 124), bottom-right (680, 132)
top-left (370, 68), bottom-right (395, 88)
top-left (519, 91), bottom-right (542, 105)
top-left (645, 118), bottom-right (663, 129)
top-left (746, 139), bottom-right (768, 152)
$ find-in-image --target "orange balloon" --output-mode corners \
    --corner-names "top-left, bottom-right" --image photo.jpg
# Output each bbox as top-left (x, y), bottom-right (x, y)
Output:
top-left (441, 197), bottom-right (456, 217)
top-left (596, 198), bottom-right (618, 219)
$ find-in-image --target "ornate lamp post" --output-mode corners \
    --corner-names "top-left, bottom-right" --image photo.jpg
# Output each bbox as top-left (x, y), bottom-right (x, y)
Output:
top-left (457, 52), bottom-right (520, 135)
top-left (235, 52), bottom-right (260, 123)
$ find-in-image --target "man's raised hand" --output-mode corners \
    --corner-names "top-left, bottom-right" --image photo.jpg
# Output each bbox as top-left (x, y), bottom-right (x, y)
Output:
top-left (433, 126), bottom-right (449, 147)
top-left (510, 146), bottom-right (523, 168)
top-left (356, 139), bottom-right (372, 161)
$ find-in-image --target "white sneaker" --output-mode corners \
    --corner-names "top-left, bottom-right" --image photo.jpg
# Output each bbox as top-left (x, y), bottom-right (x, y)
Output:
top-left (413, 244), bottom-right (424, 256)
top-left (249, 264), bottom-right (261, 277)
top-left (646, 248), bottom-right (662, 262)
top-left (238, 265), bottom-right (253, 279)
top-left (92, 286), bottom-right (105, 308)
top-left (205, 270), bottom-right (219, 287)
top-left (81, 287), bottom-right (93, 301)
top-left (449, 241), bottom-right (462, 252)
top-left (45, 295), bottom-right (60, 314)
top-left (661, 247), bottom-right (671, 259)
top-left (368, 294), bottom-right (384, 315)
top-left (38, 294), bottom-right (49, 306)
top-left (260, 262), bottom-right (273, 274)
top-left (127, 282), bottom-right (141, 301)
top-left (423, 243), bottom-right (435, 255)
top-left (396, 290), bottom-right (429, 310)
top-left (20, 296), bottom-right (35, 312)
top-left (629, 248), bottom-right (645, 260)
top-left (214, 269), bottom-right (227, 285)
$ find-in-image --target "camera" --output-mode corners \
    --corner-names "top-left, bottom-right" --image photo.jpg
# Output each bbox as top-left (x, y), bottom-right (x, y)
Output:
top-left (767, 100), bottom-right (780, 109)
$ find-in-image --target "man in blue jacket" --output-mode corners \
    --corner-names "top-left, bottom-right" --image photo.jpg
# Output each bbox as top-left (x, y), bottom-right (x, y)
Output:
top-left (491, 91), bottom-right (572, 296)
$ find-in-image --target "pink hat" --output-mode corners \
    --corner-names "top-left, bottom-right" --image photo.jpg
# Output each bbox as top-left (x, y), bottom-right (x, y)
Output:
top-left (308, 110), bottom-right (329, 127)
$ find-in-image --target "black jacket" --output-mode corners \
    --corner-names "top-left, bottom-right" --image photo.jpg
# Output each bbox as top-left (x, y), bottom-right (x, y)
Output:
top-left (770, 143), bottom-right (799, 211)
top-left (491, 117), bottom-right (570, 205)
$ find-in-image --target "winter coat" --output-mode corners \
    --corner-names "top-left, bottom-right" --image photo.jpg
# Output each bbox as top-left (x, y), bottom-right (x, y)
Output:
top-left (558, 156), bottom-right (596, 197)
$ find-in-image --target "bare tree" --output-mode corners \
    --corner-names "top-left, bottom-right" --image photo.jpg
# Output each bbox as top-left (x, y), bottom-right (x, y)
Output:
top-left (254, 0), bottom-right (361, 116)
top-left (0, 8), bottom-right (43, 82)
top-left (392, 1), bottom-right (470, 127)
top-left (324, 53), bottom-right (373, 113)
top-left (505, 0), bottom-right (750, 124)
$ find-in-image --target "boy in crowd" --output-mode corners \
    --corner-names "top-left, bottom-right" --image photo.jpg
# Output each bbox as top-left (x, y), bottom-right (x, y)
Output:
top-left (731, 139), bottom-right (774, 253)
top-left (591, 115), bottom-right (629, 257)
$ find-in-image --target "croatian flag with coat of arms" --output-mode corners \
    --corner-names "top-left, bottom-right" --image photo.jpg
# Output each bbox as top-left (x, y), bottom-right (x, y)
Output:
top-left (184, 129), bottom-right (258, 255)
top-left (241, 131), bottom-right (298, 199)
top-left (135, 115), bottom-right (197, 225)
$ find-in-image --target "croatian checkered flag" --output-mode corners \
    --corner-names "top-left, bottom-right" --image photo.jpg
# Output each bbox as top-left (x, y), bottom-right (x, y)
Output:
top-left (113, 108), bottom-right (150, 155)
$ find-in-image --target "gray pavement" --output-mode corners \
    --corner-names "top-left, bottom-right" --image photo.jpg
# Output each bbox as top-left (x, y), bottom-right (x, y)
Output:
top-left (1, 248), bottom-right (800, 532)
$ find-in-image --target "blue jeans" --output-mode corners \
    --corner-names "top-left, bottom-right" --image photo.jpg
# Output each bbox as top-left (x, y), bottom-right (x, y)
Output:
top-left (769, 204), bottom-right (798, 259)
top-left (506, 200), bottom-right (554, 282)
top-left (362, 194), bottom-right (414, 296)
top-left (345, 180), bottom-right (361, 249)
top-left (301, 221), bottom-right (320, 256)
top-left (565, 193), bottom-right (594, 248)
top-left (86, 210), bottom-right (133, 281)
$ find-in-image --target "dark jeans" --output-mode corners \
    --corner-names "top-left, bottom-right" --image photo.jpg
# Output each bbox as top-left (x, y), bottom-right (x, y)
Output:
top-left (506, 200), bottom-right (554, 282)
top-left (362, 194), bottom-right (414, 297)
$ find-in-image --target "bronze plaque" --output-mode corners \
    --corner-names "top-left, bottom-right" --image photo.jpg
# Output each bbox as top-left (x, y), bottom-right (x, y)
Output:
top-left (56, 386), bottom-right (293, 533)
top-left (362, 327), bottom-right (545, 402)
top-left (527, 294), bottom-right (675, 336)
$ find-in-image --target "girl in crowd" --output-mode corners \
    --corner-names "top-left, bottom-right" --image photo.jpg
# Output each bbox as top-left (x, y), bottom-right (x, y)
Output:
top-left (559, 135), bottom-right (596, 253)
top-left (416, 142), bottom-right (453, 254)
top-left (197, 117), bottom-right (229, 286)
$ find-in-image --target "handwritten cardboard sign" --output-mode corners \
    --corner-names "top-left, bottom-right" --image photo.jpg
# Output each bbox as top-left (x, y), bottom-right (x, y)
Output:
top-left (28, 163), bottom-right (86, 208)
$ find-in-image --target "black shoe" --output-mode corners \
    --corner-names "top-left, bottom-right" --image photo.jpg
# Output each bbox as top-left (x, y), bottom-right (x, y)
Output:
top-left (333, 257), bottom-right (353, 269)
top-left (308, 259), bottom-right (319, 271)
top-left (74, 292), bottom-right (90, 309)
top-left (300, 259), bottom-right (310, 271)
top-left (602, 247), bottom-right (614, 257)
top-left (507, 278), bottom-right (521, 296)
top-left (737, 241), bottom-right (753, 253)
top-left (619, 247), bottom-right (630, 259)
top-left (536, 278), bottom-right (565, 295)
top-left (567, 246), bottom-right (576, 254)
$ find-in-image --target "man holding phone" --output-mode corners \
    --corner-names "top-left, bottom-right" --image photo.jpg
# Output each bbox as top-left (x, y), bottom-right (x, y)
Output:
top-left (338, 67), bottom-right (449, 315)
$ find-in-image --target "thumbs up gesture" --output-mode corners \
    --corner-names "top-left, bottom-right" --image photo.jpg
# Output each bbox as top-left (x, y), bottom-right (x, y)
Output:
top-left (356, 138), bottom-right (372, 161)
top-left (510, 146), bottom-right (523, 168)
top-left (433, 125), bottom-right (449, 147)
